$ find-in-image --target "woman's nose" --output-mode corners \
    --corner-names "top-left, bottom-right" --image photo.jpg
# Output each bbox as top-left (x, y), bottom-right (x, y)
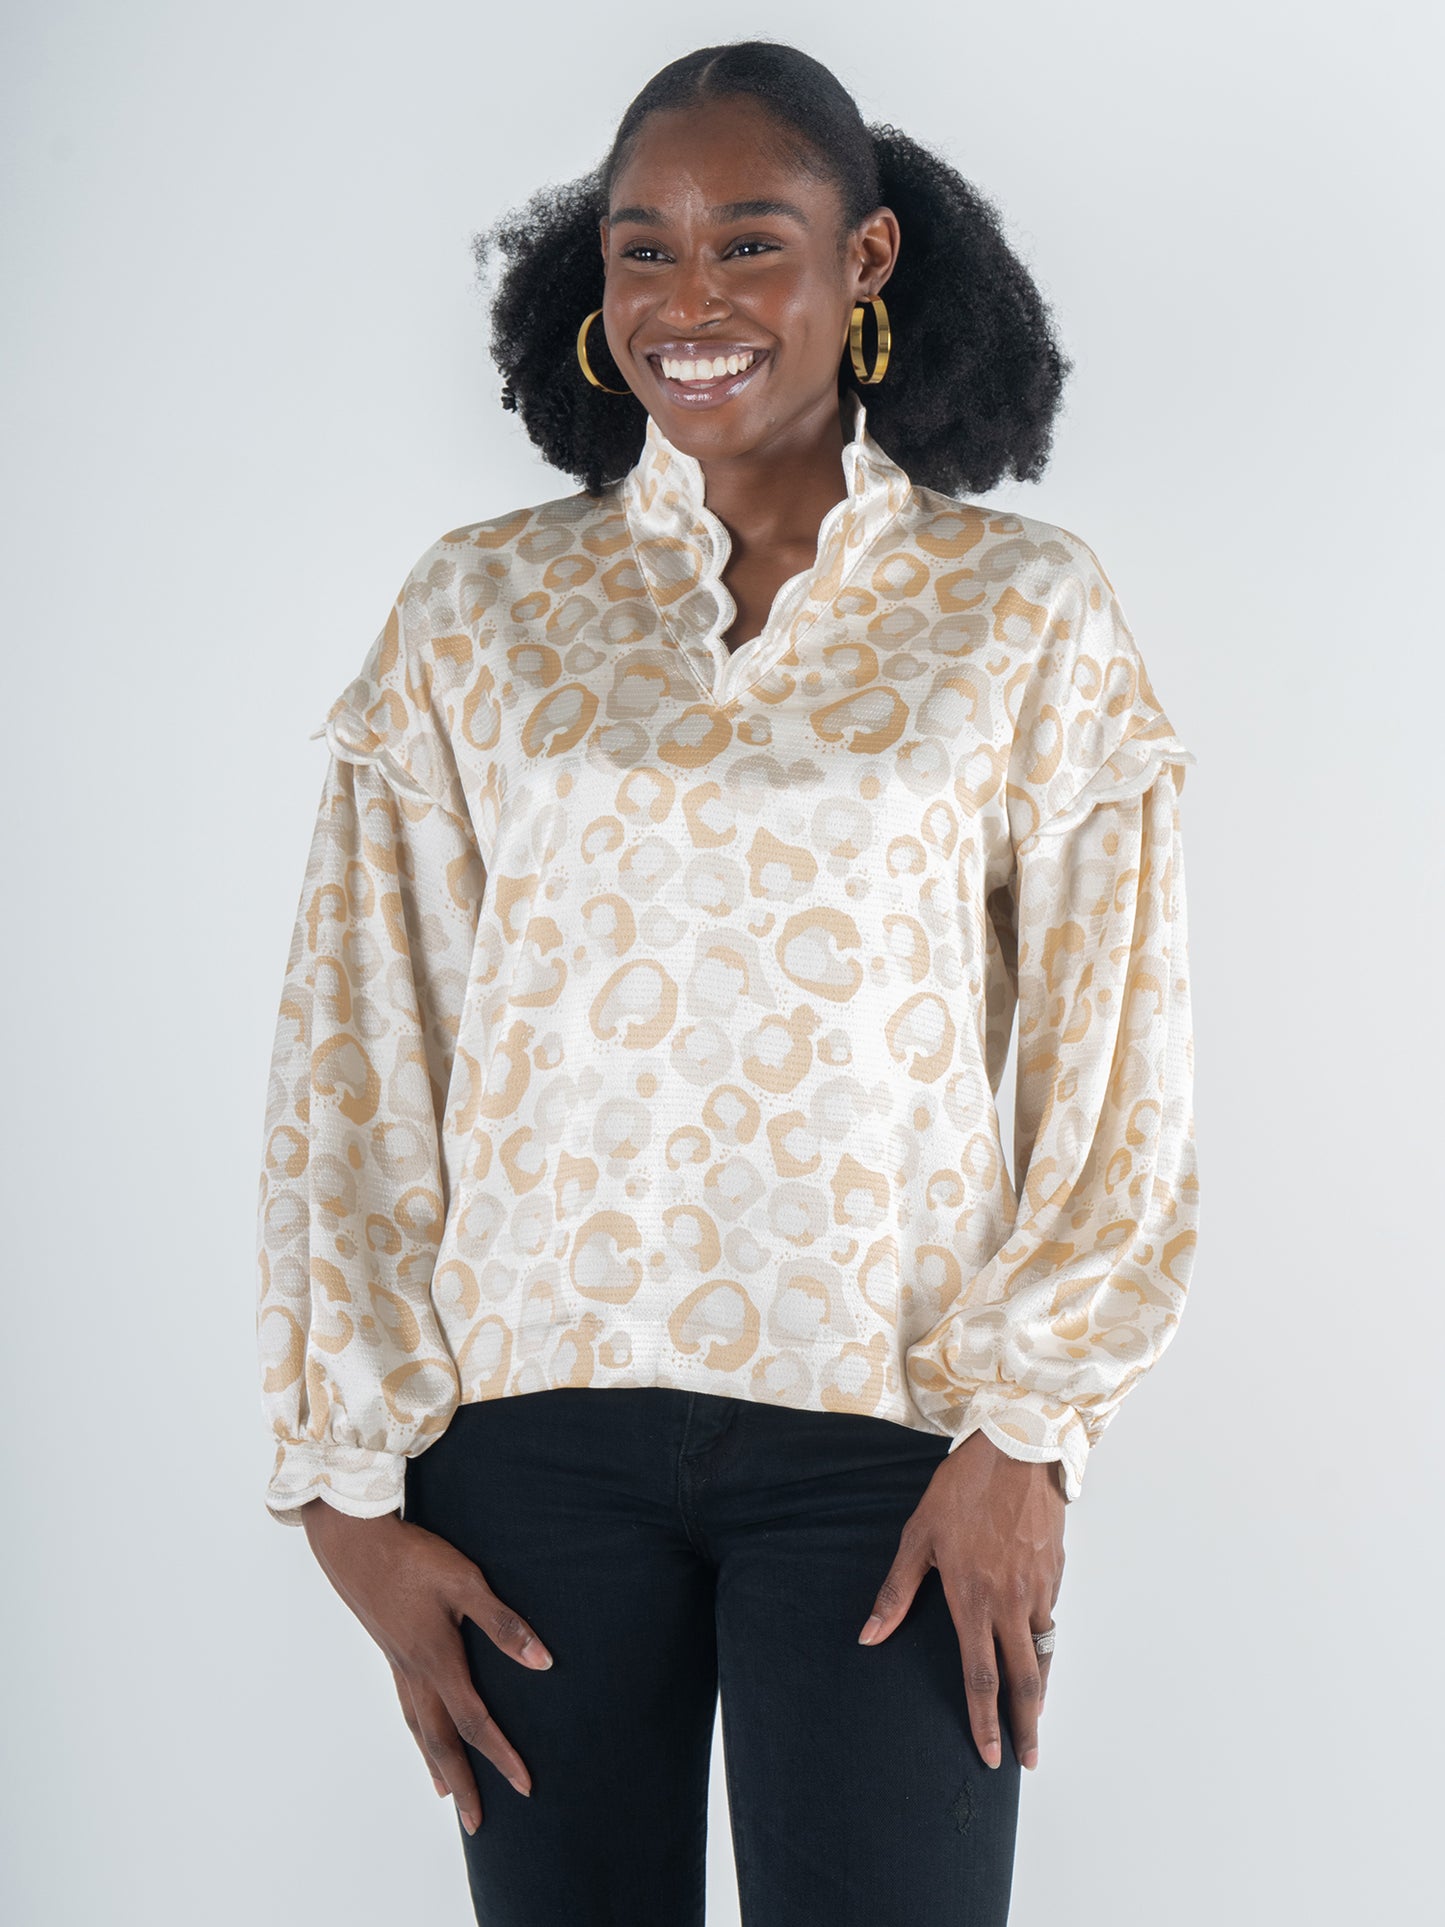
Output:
top-left (658, 262), bottom-right (727, 330)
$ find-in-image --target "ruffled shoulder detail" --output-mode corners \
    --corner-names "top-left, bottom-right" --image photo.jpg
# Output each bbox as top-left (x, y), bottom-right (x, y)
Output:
top-left (309, 592), bottom-right (473, 823)
top-left (308, 696), bottom-right (441, 809)
top-left (1004, 529), bottom-right (1197, 851)
top-left (1024, 706), bottom-right (1196, 845)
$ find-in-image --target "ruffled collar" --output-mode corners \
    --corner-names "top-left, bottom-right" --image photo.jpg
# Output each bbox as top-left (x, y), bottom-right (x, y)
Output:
top-left (619, 390), bottom-right (914, 707)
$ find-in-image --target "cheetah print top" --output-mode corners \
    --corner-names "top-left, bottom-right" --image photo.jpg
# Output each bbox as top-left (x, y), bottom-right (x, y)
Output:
top-left (255, 392), bottom-right (1200, 1524)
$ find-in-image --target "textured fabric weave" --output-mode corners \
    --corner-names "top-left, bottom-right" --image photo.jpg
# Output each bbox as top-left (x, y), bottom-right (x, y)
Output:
top-left (255, 393), bottom-right (1201, 1523)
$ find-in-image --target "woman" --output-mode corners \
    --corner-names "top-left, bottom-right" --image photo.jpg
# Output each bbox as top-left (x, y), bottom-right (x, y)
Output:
top-left (255, 39), bottom-right (1201, 1926)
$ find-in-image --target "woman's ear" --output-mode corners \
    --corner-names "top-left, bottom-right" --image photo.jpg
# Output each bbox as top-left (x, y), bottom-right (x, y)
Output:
top-left (854, 206), bottom-right (901, 300)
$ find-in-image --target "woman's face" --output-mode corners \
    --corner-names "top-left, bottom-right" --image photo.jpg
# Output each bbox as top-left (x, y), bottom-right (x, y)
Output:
top-left (599, 97), bottom-right (898, 468)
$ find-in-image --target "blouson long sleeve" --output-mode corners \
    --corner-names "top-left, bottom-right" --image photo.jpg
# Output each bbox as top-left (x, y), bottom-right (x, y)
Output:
top-left (904, 733), bottom-right (1198, 1502)
top-left (254, 389), bottom-right (1201, 1522)
top-left (255, 590), bottom-right (488, 1525)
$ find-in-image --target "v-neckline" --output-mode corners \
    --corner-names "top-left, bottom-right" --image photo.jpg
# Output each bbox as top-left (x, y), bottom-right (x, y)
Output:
top-left (619, 392), bottom-right (915, 709)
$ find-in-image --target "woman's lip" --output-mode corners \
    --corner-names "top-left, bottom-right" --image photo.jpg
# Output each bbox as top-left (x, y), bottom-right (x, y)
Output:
top-left (644, 349), bottom-right (769, 408)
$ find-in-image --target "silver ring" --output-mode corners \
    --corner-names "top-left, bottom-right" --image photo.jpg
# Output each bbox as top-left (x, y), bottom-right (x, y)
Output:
top-left (1032, 1628), bottom-right (1056, 1656)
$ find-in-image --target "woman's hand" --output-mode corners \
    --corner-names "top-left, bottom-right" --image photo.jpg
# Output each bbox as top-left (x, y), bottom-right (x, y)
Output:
top-left (856, 1433), bottom-right (1065, 1772)
top-left (299, 1500), bottom-right (554, 1833)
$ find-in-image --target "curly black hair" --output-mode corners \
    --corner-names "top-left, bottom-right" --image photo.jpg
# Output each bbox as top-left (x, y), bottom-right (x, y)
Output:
top-left (472, 40), bottom-right (1072, 499)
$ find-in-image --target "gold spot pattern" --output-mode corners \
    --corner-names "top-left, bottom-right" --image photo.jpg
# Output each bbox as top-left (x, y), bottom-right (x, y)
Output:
top-left (256, 394), bottom-right (1200, 1523)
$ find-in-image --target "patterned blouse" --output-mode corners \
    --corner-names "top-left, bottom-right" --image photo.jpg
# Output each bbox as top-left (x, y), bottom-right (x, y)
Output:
top-left (255, 390), bottom-right (1201, 1524)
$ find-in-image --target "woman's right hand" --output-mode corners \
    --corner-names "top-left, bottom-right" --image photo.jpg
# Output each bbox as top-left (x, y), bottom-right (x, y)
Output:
top-left (298, 1500), bottom-right (554, 1833)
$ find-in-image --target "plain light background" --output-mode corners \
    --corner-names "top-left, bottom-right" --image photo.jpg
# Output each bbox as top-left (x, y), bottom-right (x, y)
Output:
top-left (3, 2), bottom-right (1440, 1921)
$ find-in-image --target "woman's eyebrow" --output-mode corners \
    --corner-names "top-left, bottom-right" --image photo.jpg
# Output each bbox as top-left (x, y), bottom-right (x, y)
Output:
top-left (608, 198), bottom-right (811, 226)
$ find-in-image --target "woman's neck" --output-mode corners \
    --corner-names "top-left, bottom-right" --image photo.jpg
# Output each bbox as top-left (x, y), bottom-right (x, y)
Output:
top-left (690, 391), bottom-right (852, 559)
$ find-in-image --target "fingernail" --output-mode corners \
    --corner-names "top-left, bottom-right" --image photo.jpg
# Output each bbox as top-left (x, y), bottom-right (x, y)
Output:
top-left (508, 1775), bottom-right (531, 1798)
top-left (431, 1776), bottom-right (449, 1797)
top-left (858, 1616), bottom-right (883, 1645)
top-left (457, 1804), bottom-right (478, 1834)
top-left (1022, 1749), bottom-right (1039, 1771)
top-left (521, 1637), bottom-right (554, 1670)
top-left (984, 1740), bottom-right (1002, 1769)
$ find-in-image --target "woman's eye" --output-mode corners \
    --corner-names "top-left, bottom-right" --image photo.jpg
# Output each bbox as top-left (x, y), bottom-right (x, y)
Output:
top-left (618, 240), bottom-right (778, 263)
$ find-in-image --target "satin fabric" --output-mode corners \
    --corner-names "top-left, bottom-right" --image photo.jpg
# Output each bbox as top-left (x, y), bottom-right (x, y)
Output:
top-left (255, 393), bottom-right (1200, 1521)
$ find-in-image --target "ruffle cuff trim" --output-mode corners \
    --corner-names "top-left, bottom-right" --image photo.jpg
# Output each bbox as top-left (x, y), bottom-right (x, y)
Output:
top-left (264, 1435), bottom-right (408, 1528)
top-left (943, 1387), bottom-right (1091, 1503)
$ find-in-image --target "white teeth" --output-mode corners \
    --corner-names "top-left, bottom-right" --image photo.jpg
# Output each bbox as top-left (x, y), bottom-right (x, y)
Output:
top-left (660, 350), bottom-right (757, 382)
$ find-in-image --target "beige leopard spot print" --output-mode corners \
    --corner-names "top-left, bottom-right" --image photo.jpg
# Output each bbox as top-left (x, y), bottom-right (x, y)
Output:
top-left (255, 392), bottom-right (1200, 1523)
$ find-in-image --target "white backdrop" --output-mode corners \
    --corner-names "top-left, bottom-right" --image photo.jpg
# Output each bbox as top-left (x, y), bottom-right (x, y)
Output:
top-left (3, 3), bottom-right (1440, 1922)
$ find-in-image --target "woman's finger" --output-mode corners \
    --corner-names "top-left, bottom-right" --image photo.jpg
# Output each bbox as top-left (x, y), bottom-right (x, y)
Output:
top-left (1036, 1637), bottom-right (1055, 1714)
top-left (941, 1575), bottom-right (1006, 1769)
top-left (995, 1614), bottom-right (1045, 1770)
top-left (409, 1674), bottom-right (488, 1834)
top-left (388, 1660), bottom-right (449, 1795)
top-left (856, 1525), bottom-right (931, 1646)
top-left (428, 1637), bottom-right (536, 1804)
top-left (459, 1566), bottom-right (554, 1672)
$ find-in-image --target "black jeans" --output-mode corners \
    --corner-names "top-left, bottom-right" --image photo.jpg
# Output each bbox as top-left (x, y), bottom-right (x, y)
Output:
top-left (404, 1386), bottom-right (1021, 1926)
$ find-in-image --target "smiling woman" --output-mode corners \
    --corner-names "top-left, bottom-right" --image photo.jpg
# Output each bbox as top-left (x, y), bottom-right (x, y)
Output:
top-left (255, 36), bottom-right (1201, 1927)
top-left (602, 132), bottom-right (883, 434)
top-left (480, 51), bottom-right (1068, 502)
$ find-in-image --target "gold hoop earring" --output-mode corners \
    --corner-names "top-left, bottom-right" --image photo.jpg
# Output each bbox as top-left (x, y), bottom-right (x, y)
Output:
top-left (576, 308), bottom-right (629, 394)
top-left (848, 294), bottom-right (891, 385)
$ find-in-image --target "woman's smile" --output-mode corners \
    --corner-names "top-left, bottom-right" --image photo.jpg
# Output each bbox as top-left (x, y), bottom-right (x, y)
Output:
top-left (597, 94), bottom-right (891, 471)
top-left (644, 344), bottom-right (770, 407)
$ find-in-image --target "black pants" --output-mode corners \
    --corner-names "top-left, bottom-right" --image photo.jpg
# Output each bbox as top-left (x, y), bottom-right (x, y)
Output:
top-left (404, 1387), bottom-right (1022, 1926)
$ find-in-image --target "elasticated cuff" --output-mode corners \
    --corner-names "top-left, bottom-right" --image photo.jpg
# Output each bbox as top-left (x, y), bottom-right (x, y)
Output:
top-left (265, 1436), bottom-right (408, 1527)
top-left (944, 1388), bottom-right (1091, 1503)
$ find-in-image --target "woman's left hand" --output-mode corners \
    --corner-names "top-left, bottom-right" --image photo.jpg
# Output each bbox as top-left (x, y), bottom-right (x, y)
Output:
top-left (856, 1432), bottom-right (1066, 1772)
